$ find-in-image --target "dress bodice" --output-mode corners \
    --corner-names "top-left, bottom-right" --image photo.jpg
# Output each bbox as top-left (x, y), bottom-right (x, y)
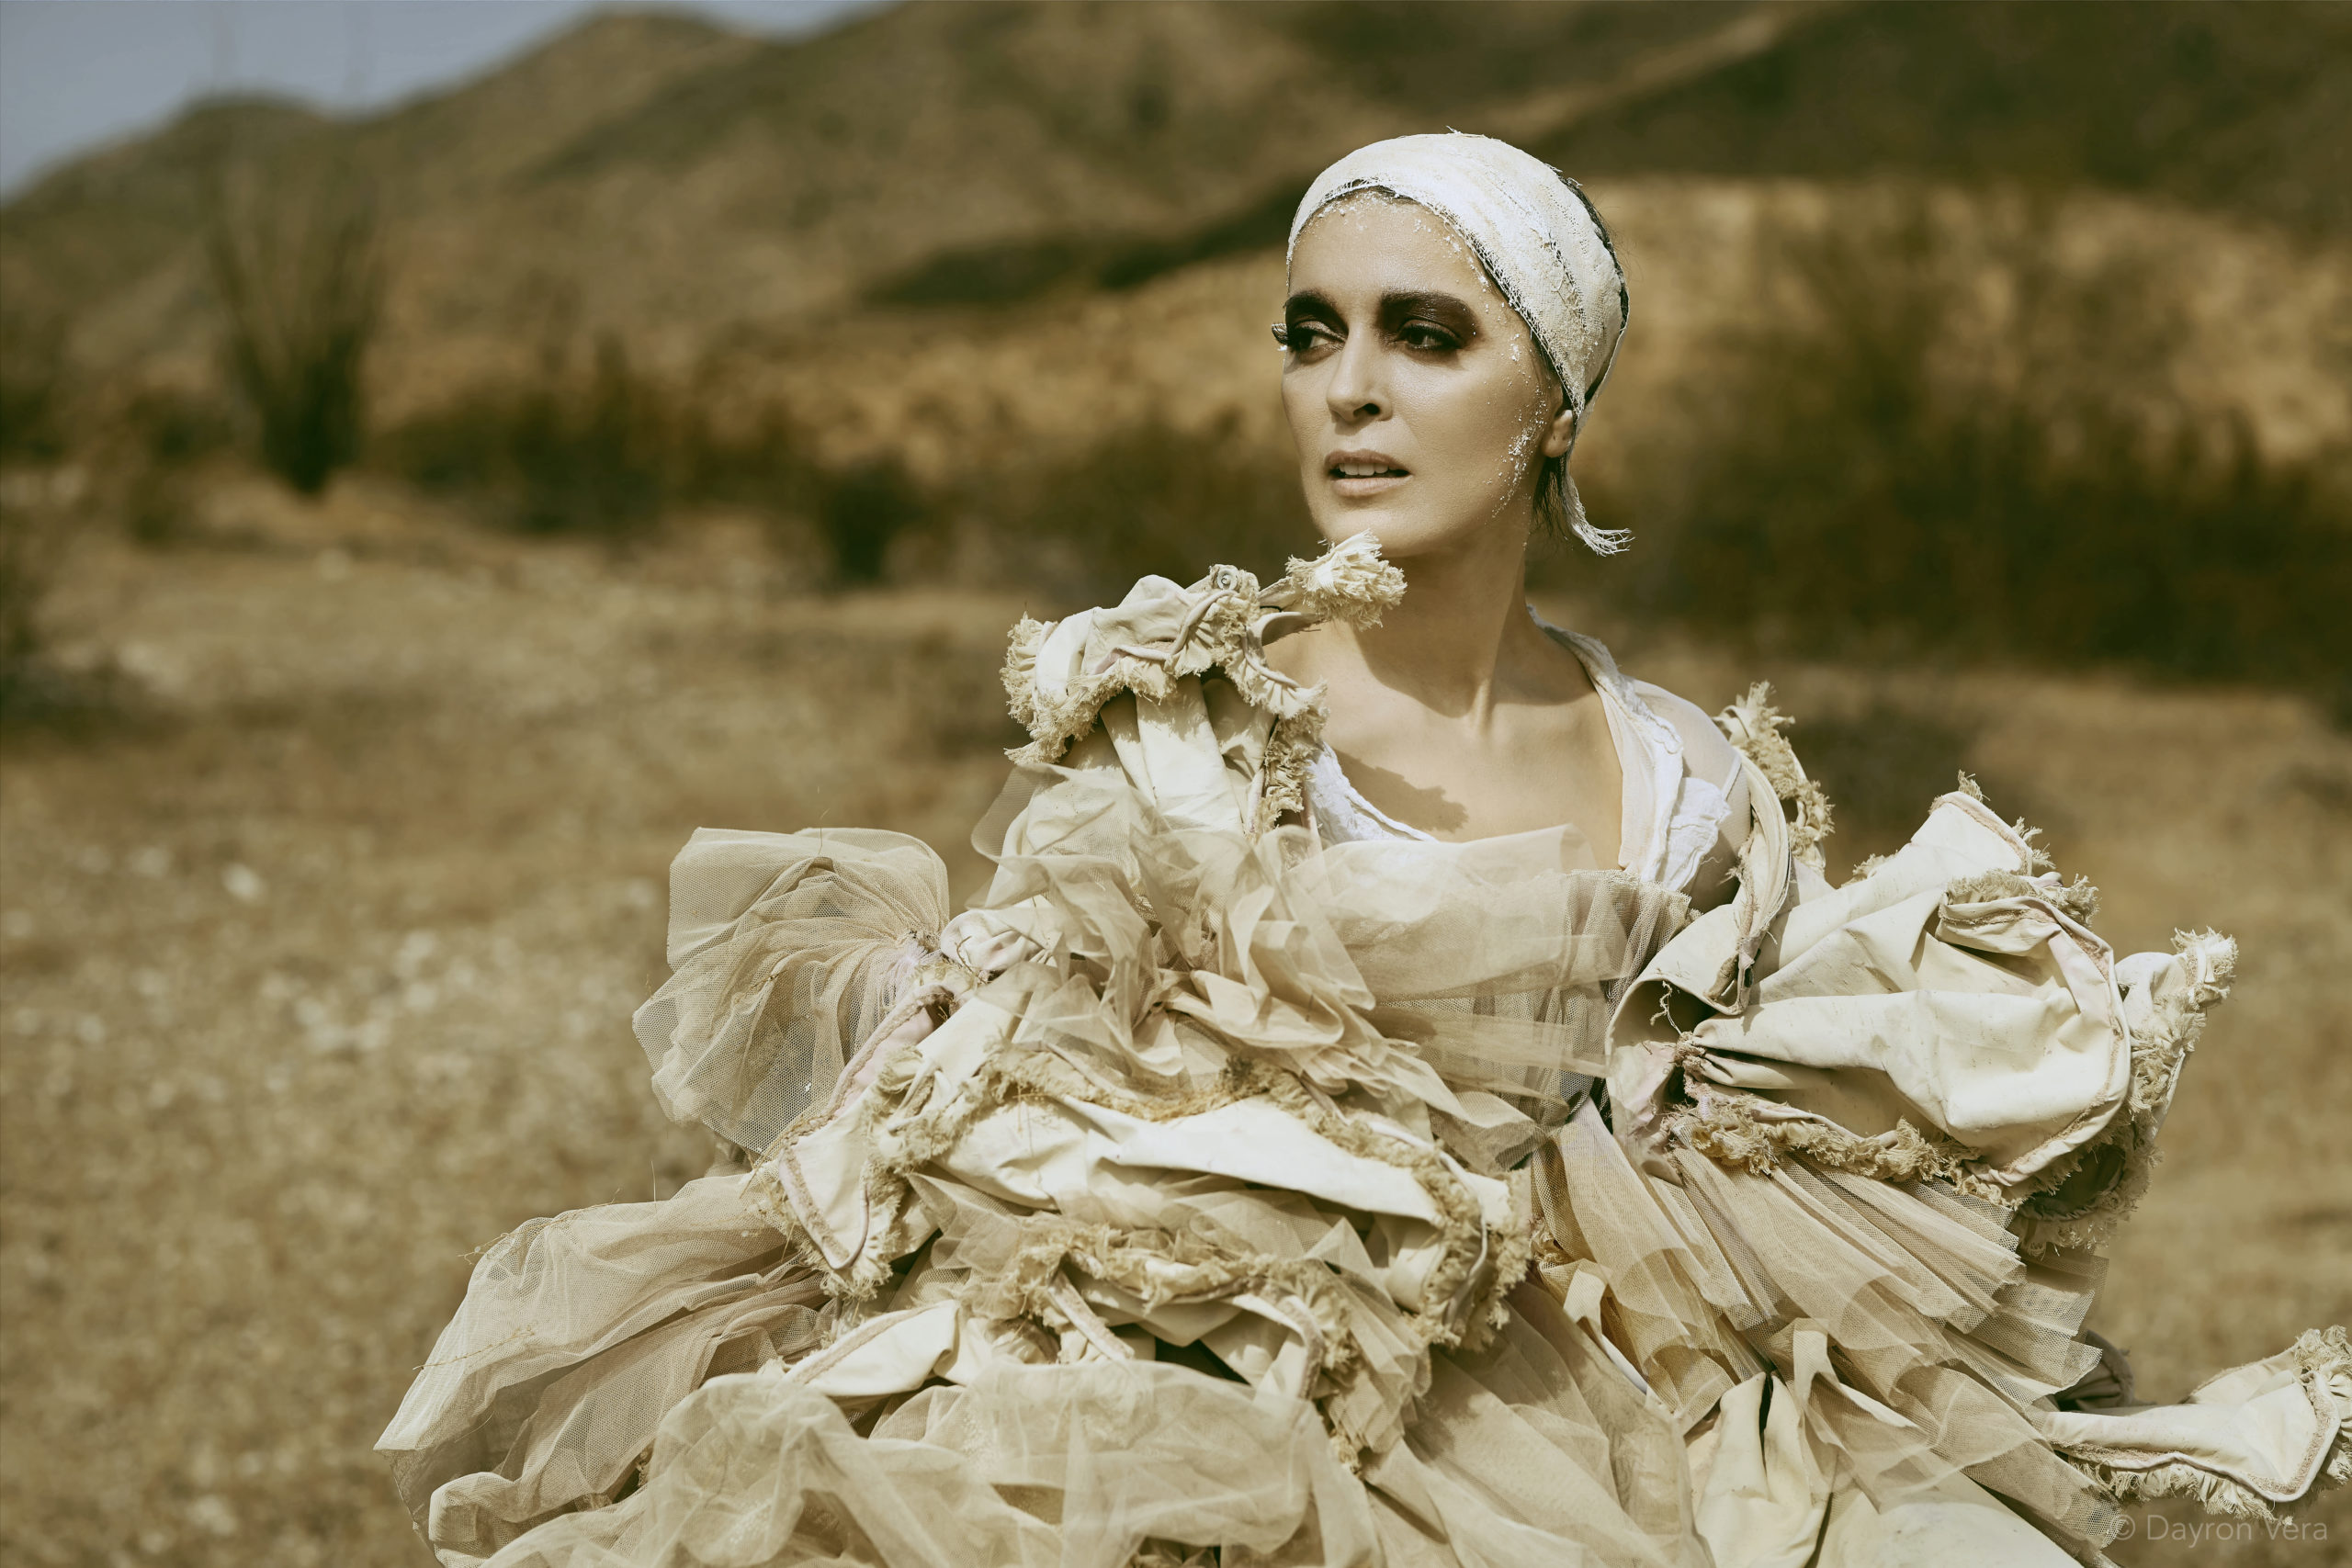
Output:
top-left (1306, 612), bottom-right (1746, 901)
top-left (1288, 617), bottom-right (1745, 1119)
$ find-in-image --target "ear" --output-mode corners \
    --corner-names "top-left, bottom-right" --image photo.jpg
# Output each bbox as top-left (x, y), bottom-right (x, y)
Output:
top-left (1539, 400), bottom-right (1579, 460)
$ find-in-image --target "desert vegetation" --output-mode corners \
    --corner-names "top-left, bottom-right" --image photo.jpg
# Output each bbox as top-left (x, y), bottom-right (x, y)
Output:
top-left (0, 307), bottom-right (102, 721)
top-left (382, 332), bottom-right (683, 539)
top-left (201, 160), bottom-right (383, 498)
top-left (342, 190), bottom-right (2352, 696)
top-left (1620, 190), bottom-right (2352, 705)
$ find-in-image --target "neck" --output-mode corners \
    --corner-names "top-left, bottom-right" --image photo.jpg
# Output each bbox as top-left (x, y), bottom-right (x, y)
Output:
top-left (1331, 509), bottom-right (1555, 723)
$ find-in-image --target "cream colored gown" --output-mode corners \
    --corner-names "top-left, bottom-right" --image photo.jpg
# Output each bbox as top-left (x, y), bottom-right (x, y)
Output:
top-left (379, 537), bottom-right (2348, 1568)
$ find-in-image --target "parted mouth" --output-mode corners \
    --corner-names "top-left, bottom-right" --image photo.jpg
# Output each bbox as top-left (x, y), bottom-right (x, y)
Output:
top-left (1327, 448), bottom-right (1408, 479)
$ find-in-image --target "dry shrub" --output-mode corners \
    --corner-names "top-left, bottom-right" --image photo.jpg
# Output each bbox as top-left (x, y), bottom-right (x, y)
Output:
top-left (114, 389), bottom-right (240, 547)
top-left (1634, 190), bottom-right (2352, 704)
top-left (0, 469), bottom-right (125, 727)
top-left (815, 458), bottom-right (925, 585)
top-left (382, 334), bottom-right (677, 538)
top-left (961, 413), bottom-right (1313, 604)
top-left (118, 386), bottom-right (239, 474)
top-left (379, 344), bottom-right (854, 557)
top-left (201, 162), bottom-right (384, 497)
top-left (0, 491), bottom-right (59, 704)
top-left (674, 404), bottom-right (821, 518)
top-left (498, 335), bottom-right (670, 539)
top-left (0, 308), bottom-right (68, 466)
top-left (384, 379), bottom-right (1306, 598)
top-left (0, 308), bottom-right (78, 716)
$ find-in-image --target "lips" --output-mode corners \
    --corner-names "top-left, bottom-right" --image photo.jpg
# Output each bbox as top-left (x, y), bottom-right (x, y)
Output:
top-left (1326, 449), bottom-right (1408, 499)
top-left (1327, 447), bottom-right (1408, 479)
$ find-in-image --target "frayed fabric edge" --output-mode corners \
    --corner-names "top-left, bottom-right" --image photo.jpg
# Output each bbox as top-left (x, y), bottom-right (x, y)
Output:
top-left (2064, 1328), bottom-right (2352, 1522)
top-left (1713, 682), bottom-right (1834, 872)
top-left (1001, 535), bottom-right (1404, 786)
top-left (1672, 1091), bottom-right (2004, 1201)
top-left (747, 1007), bottom-right (1537, 1469)
top-left (2015, 930), bottom-right (2237, 1258)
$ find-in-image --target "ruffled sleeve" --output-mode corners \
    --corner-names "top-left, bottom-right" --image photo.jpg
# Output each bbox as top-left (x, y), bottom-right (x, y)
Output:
top-left (631, 828), bottom-right (956, 1156)
top-left (1001, 534), bottom-right (1403, 836)
top-left (1608, 778), bottom-right (2236, 1240)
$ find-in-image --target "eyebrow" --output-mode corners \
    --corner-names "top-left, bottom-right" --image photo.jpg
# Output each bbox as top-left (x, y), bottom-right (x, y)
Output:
top-left (1282, 288), bottom-right (1480, 336)
top-left (1377, 290), bottom-right (1476, 327)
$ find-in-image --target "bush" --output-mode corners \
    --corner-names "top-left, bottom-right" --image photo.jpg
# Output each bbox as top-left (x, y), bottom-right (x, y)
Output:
top-left (0, 309), bottom-right (68, 466)
top-left (1634, 190), bottom-right (2352, 695)
top-left (0, 308), bottom-right (78, 716)
top-left (507, 335), bottom-right (669, 537)
top-left (674, 404), bottom-right (821, 520)
top-left (817, 459), bottom-right (924, 585)
top-left (201, 162), bottom-right (383, 496)
top-left (384, 376), bottom-right (1308, 598)
top-left (0, 470), bottom-right (107, 724)
top-left (966, 413), bottom-right (1315, 604)
top-left (0, 491), bottom-right (58, 705)
top-left (115, 389), bottom-right (239, 546)
top-left (383, 334), bottom-right (672, 537)
top-left (380, 348), bottom-right (900, 581)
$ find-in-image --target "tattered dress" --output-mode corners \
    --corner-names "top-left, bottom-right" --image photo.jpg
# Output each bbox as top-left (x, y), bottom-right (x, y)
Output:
top-left (381, 537), bottom-right (2350, 1568)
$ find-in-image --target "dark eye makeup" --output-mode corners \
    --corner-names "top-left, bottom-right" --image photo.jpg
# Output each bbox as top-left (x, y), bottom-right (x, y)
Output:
top-left (1279, 291), bottom-right (1345, 350)
top-left (1378, 291), bottom-right (1477, 352)
top-left (1277, 288), bottom-right (1477, 356)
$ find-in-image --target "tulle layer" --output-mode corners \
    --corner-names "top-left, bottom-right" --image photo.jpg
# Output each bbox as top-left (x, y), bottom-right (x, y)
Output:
top-left (634, 829), bottom-right (956, 1157)
top-left (466, 1299), bottom-right (1718, 1568)
top-left (383, 560), bottom-right (2346, 1566)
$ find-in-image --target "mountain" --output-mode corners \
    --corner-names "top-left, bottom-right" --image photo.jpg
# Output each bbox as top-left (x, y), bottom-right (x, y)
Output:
top-left (2, 1), bottom-right (2346, 407)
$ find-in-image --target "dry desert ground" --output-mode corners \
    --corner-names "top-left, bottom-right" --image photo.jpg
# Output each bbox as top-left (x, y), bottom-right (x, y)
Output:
top-left (2, 481), bottom-right (2346, 1566)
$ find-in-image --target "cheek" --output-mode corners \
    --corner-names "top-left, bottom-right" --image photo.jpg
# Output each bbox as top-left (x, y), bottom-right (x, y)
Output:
top-left (1280, 368), bottom-right (1311, 428)
top-left (1411, 362), bottom-right (1554, 495)
top-left (1281, 367), bottom-right (1326, 453)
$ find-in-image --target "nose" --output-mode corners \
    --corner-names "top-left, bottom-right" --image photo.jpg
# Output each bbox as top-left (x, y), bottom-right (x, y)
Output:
top-left (1324, 333), bottom-right (1385, 425)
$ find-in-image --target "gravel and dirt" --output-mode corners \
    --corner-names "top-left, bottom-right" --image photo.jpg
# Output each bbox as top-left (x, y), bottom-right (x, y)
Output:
top-left (3, 481), bottom-right (2346, 1566)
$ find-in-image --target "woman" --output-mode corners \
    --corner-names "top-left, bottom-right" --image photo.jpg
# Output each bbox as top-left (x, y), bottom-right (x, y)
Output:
top-left (380, 134), bottom-right (2346, 1568)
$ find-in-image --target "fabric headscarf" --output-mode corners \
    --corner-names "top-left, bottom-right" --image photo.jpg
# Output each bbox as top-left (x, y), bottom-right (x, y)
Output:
top-left (1287, 132), bottom-right (1632, 554)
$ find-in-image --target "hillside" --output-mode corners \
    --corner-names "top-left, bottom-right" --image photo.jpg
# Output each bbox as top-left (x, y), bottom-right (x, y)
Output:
top-left (5, 0), bottom-right (2348, 397)
top-left (1533, 0), bottom-right (2352, 232)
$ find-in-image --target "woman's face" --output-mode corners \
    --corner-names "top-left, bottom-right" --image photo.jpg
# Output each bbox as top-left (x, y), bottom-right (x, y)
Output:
top-left (1281, 195), bottom-right (1572, 559)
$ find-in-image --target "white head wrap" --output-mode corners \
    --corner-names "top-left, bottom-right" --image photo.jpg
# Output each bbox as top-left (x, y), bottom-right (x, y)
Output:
top-left (1287, 132), bottom-right (1632, 554)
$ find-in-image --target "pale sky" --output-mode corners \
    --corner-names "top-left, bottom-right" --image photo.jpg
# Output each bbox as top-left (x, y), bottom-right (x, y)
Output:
top-left (0, 0), bottom-right (885, 197)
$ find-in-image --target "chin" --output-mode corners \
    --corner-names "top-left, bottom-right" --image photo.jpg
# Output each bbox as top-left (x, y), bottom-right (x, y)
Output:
top-left (1309, 499), bottom-right (1498, 562)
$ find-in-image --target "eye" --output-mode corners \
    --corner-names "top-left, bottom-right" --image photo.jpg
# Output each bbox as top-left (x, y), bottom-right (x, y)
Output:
top-left (1397, 321), bottom-right (1461, 354)
top-left (1278, 320), bottom-right (1341, 356)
